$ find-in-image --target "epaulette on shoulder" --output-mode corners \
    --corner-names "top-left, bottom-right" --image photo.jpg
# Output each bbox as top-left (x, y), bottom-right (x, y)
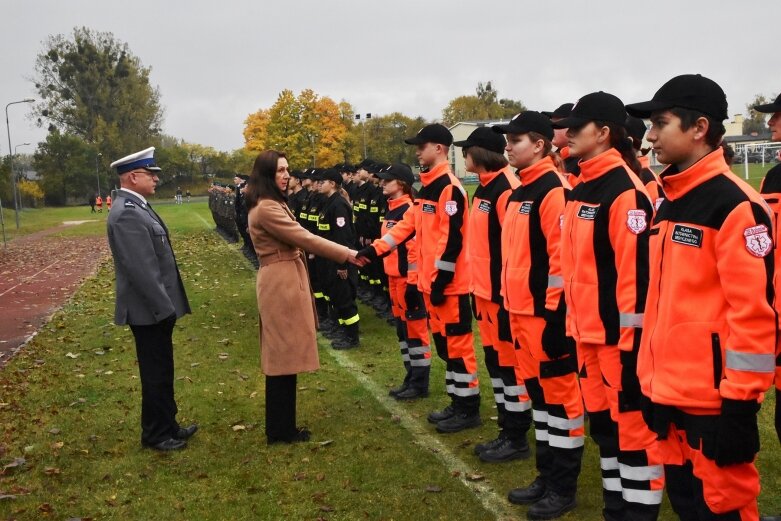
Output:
top-left (124, 201), bottom-right (136, 208)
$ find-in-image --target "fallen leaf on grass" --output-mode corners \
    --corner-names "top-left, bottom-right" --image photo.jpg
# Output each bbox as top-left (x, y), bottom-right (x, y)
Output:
top-left (51, 441), bottom-right (64, 450)
top-left (232, 424), bottom-right (246, 432)
top-left (319, 505), bottom-right (334, 512)
top-left (451, 470), bottom-right (461, 477)
top-left (2, 457), bottom-right (25, 475)
top-left (293, 472), bottom-right (307, 481)
top-left (218, 353), bottom-right (229, 360)
top-left (44, 467), bottom-right (61, 475)
top-left (49, 428), bottom-right (61, 435)
top-left (38, 503), bottom-right (54, 513)
top-left (465, 473), bottom-right (485, 481)
top-left (0, 494), bottom-right (16, 500)
top-left (425, 485), bottom-right (442, 493)
top-left (65, 352), bottom-right (79, 359)
top-left (318, 440), bottom-right (333, 447)
top-left (249, 391), bottom-right (258, 399)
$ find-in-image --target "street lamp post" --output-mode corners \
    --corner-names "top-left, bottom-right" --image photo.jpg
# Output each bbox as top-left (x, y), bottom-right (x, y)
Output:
top-left (5, 98), bottom-right (35, 229)
top-left (355, 113), bottom-right (371, 158)
top-left (13, 143), bottom-right (30, 213)
top-left (95, 152), bottom-right (102, 198)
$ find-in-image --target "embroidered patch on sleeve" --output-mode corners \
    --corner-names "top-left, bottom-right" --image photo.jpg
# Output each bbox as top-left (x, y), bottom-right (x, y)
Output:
top-left (744, 224), bottom-right (772, 257)
top-left (626, 209), bottom-right (647, 234)
top-left (444, 200), bottom-right (458, 216)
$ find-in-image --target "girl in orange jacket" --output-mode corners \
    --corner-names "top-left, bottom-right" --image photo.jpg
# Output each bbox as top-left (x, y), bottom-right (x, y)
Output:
top-left (555, 92), bottom-right (662, 521)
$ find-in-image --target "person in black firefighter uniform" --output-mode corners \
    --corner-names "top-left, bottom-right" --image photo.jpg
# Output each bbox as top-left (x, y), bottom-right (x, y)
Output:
top-left (287, 169), bottom-right (309, 217)
top-left (353, 159), bottom-right (378, 302)
top-left (313, 168), bottom-right (360, 349)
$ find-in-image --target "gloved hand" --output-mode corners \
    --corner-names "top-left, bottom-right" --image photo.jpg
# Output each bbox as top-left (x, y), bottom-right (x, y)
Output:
top-left (497, 307), bottom-right (512, 343)
top-left (429, 270), bottom-right (454, 307)
top-left (541, 309), bottom-right (570, 359)
top-left (714, 398), bottom-right (760, 467)
top-left (619, 350), bottom-right (642, 411)
top-left (405, 283), bottom-right (422, 313)
top-left (356, 246), bottom-right (377, 263)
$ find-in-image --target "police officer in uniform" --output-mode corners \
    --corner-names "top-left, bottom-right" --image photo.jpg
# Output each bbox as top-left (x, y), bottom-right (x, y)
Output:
top-left (107, 147), bottom-right (196, 451)
top-left (313, 168), bottom-right (360, 349)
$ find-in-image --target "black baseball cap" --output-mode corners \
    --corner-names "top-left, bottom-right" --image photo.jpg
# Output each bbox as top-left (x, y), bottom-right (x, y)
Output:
top-left (753, 93), bottom-right (781, 114)
top-left (625, 116), bottom-right (648, 144)
top-left (542, 103), bottom-right (574, 119)
top-left (552, 92), bottom-right (627, 129)
top-left (404, 123), bottom-right (453, 146)
top-left (312, 168), bottom-right (342, 185)
top-left (357, 158), bottom-right (376, 171)
top-left (290, 170), bottom-right (306, 180)
top-left (625, 74), bottom-right (728, 121)
top-left (453, 126), bottom-right (506, 154)
top-left (376, 163), bottom-right (415, 185)
top-left (493, 111), bottom-right (554, 141)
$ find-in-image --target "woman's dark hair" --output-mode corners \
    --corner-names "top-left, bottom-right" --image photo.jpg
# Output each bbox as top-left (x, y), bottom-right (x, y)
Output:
top-left (244, 150), bottom-right (287, 209)
top-left (467, 146), bottom-right (509, 172)
top-left (670, 108), bottom-right (726, 149)
top-left (397, 180), bottom-right (414, 199)
top-left (525, 131), bottom-right (563, 171)
top-left (593, 121), bottom-right (642, 175)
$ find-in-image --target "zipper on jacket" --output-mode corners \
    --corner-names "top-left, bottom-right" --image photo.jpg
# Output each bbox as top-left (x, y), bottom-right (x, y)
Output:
top-left (648, 222), bottom-right (667, 398)
top-left (711, 333), bottom-right (722, 389)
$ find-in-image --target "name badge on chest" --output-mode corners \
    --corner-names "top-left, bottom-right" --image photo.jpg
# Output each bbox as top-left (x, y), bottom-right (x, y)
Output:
top-left (670, 224), bottom-right (703, 248)
top-left (577, 204), bottom-right (599, 220)
top-left (477, 200), bottom-right (491, 213)
top-left (519, 201), bottom-right (533, 215)
top-left (422, 203), bottom-right (436, 214)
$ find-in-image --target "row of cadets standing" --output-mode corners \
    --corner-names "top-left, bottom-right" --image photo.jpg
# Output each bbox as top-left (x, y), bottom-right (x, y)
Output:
top-left (358, 124), bottom-right (482, 433)
top-left (453, 128), bottom-right (532, 462)
top-left (374, 163), bottom-right (432, 400)
top-left (493, 111), bottom-right (585, 519)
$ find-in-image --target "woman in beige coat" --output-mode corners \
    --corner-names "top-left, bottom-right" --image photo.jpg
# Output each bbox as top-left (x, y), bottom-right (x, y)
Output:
top-left (245, 150), bottom-right (361, 444)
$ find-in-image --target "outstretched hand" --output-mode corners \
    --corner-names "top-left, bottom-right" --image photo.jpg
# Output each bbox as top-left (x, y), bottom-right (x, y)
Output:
top-left (347, 249), bottom-right (368, 267)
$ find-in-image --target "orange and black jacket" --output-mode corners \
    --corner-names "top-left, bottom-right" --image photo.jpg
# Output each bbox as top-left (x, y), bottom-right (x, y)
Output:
top-left (637, 155), bottom-right (665, 210)
top-left (371, 161), bottom-right (471, 295)
top-left (760, 163), bottom-right (781, 332)
top-left (382, 194), bottom-right (415, 278)
top-left (501, 156), bottom-right (570, 317)
top-left (468, 167), bottom-right (519, 303)
top-left (639, 149), bottom-right (776, 410)
top-left (560, 148), bottom-right (653, 353)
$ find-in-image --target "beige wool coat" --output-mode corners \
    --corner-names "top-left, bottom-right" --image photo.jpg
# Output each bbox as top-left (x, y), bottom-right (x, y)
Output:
top-left (249, 199), bottom-right (349, 376)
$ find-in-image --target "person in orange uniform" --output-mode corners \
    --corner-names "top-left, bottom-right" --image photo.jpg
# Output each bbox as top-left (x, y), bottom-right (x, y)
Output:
top-left (543, 103), bottom-right (579, 183)
top-left (106, 194), bottom-right (112, 213)
top-left (357, 124), bottom-right (481, 433)
top-left (555, 91), bottom-right (662, 521)
top-left (495, 111), bottom-right (584, 519)
top-left (625, 115), bottom-right (665, 210)
top-left (753, 92), bottom-right (781, 450)
top-left (96, 194), bottom-right (103, 213)
top-left (454, 127), bottom-right (528, 462)
top-left (375, 163), bottom-right (431, 400)
top-left (627, 75), bottom-right (777, 521)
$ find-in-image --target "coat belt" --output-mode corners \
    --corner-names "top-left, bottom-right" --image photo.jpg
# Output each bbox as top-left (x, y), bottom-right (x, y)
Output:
top-left (259, 250), bottom-right (302, 267)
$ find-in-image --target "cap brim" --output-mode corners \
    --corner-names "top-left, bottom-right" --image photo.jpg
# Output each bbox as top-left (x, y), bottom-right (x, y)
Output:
top-left (403, 136), bottom-right (426, 145)
top-left (374, 172), bottom-right (396, 180)
top-left (753, 102), bottom-right (781, 114)
top-left (550, 116), bottom-right (590, 129)
top-left (625, 100), bottom-right (673, 118)
top-left (452, 139), bottom-right (472, 148)
top-left (492, 124), bottom-right (513, 134)
top-left (541, 111), bottom-right (555, 118)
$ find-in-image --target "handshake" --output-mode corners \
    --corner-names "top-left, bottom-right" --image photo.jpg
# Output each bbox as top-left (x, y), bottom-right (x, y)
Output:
top-left (346, 246), bottom-right (377, 267)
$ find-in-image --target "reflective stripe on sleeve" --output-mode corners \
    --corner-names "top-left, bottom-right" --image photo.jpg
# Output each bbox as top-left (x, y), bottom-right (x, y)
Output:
top-left (407, 262), bottom-right (417, 271)
top-left (619, 312), bottom-right (644, 328)
top-left (382, 235), bottom-right (397, 249)
top-left (547, 275), bottom-right (564, 288)
top-left (435, 259), bottom-right (456, 272)
top-left (726, 350), bottom-right (775, 372)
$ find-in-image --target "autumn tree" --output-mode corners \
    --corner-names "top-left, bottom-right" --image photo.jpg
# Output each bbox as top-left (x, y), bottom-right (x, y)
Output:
top-left (353, 112), bottom-right (427, 165)
top-left (33, 130), bottom-right (96, 205)
top-left (30, 27), bottom-right (163, 165)
top-left (744, 94), bottom-right (771, 135)
top-left (442, 81), bottom-right (526, 126)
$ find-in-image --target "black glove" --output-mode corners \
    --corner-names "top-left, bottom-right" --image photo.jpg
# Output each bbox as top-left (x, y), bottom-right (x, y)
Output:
top-left (497, 306), bottom-right (512, 343)
top-left (405, 283), bottom-right (421, 313)
top-left (541, 309), bottom-right (570, 359)
top-left (619, 350), bottom-right (642, 412)
top-left (356, 246), bottom-right (377, 263)
top-left (714, 398), bottom-right (760, 467)
top-left (429, 270), bottom-right (454, 307)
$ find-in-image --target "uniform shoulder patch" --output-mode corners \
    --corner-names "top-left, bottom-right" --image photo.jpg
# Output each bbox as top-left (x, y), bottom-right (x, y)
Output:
top-left (124, 201), bottom-right (135, 208)
top-left (626, 209), bottom-right (647, 234)
top-left (336, 216), bottom-right (346, 228)
top-left (444, 200), bottom-right (458, 216)
top-left (744, 224), bottom-right (772, 257)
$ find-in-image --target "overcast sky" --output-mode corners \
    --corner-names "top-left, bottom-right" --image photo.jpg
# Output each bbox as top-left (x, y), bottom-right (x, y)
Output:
top-left (1, 0), bottom-right (779, 155)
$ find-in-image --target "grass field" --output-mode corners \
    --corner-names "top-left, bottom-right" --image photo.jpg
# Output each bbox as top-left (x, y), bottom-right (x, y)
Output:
top-left (1, 202), bottom-right (780, 520)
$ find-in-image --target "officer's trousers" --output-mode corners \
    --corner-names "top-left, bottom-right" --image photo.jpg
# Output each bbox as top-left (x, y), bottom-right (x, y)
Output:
top-left (130, 314), bottom-right (179, 445)
top-left (424, 292), bottom-right (479, 414)
top-left (323, 268), bottom-right (359, 328)
top-left (388, 275), bottom-right (430, 390)
top-left (578, 342), bottom-right (664, 521)
top-left (474, 296), bottom-right (531, 441)
top-left (510, 313), bottom-right (584, 495)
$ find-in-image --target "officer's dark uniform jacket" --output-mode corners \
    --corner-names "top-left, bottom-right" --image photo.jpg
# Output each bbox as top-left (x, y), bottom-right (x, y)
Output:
top-left (287, 187), bottom-right (309, 219)
top-left (317, 191), bottom-right (355, 271)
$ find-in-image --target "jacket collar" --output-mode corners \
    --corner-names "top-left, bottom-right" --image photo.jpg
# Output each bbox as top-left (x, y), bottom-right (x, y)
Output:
top-left (419, 161), bottom-right (451, 186)
top-left (660, 149), bottom-right (729, 201)
top-left (118, 188), bottom-right (148, 207)
top-left (578, 148), bottom-right (626, 182)
top-left (519, 156), bottom-right (557, 185)
top-left (387, 193), bottom-right (412, 210)
top-left (638, 155), bottom-right (651, 169)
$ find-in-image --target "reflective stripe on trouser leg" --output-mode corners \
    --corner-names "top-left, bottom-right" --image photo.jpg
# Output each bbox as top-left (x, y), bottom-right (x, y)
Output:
top-left (525, 376), bottom-right (554, 485)
top-left (424, 292), bottom-right (479, 411)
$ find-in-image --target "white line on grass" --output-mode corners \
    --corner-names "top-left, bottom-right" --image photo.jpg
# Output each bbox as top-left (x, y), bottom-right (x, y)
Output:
top-left (326, 348), bottom-right (520, 521)
top-left (193, 212), bottom-right (212, 228)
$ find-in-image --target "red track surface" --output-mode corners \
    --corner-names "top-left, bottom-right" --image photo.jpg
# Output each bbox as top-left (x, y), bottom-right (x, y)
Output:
top-left (0, 225), bottom-right (108, 366)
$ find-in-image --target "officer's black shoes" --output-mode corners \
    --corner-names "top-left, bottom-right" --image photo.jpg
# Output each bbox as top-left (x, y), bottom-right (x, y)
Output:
top-left (394, 387), bottom-right (429, 401)
top-left (143, 438), bottom-right (187, 451)
top-left (479, 437), bottom-right (530, 463)
top-left (427, 405), bottom-right (455, 424)
top-left (474, 433), bottom-right (508, 455)
top-left (174, 424), bottom-right (198, 440)
top-left (389, 382), bottom-right (409, 397)
top-left (318, 318), bottom-right (337, 332)
top-left (508, 476), bottom-right (547, 505)
top-left (267, 427), bottom-right (311, 445)
top-left (435, 411), bottom-right (482, 433)
top-left (526, 490), bottom-right (576, 520)
top-left (323, 327), bottom-right (344, 341)
top-left (331, 335), bottom-right (359, 350)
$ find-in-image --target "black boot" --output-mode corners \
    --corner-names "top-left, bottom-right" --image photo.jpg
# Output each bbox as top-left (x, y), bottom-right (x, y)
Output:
top-left (332, 323), bottom-right (359, 350)
top-left (478, 437), bottom-right (530, 462)
top-left (474, 433), bottom-right (508, 455)
top-left (435, 410), bottom-right (481, 433)
top-left (508, 476), bottom-right (547, 505)
top-left (526, 489), bottom-right (576, 520)
top-left (394, 386), bottom-right (429, 400)
top-left (427, 404), bottom-right (455, 424)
